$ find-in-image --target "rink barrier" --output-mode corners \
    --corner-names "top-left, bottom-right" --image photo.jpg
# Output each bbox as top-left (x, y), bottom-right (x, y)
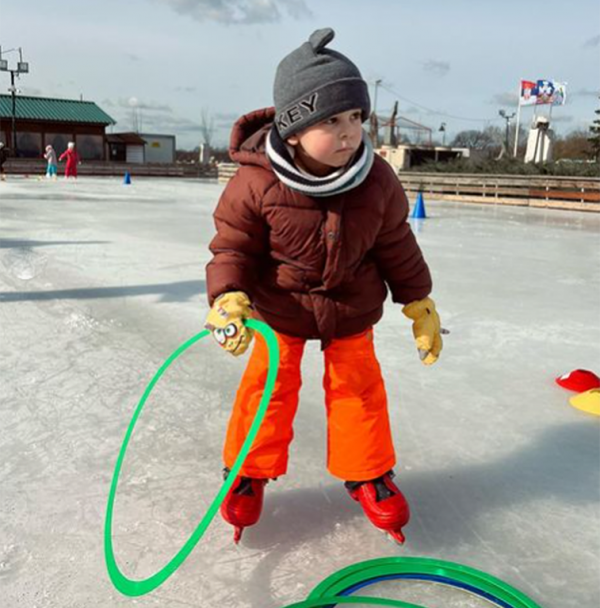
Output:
top-left (217, 164), bottom-right (599, 211)
top-left (397, 172), bottom-right (599, 212)
top-left (4, 159), bottom-right (217, 179)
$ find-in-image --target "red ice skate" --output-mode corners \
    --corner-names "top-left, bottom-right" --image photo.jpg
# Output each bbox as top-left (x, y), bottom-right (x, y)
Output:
top-left (345, 470), bottom-right (410, 544)
top-left (221, 468), bottom-right (267, 543)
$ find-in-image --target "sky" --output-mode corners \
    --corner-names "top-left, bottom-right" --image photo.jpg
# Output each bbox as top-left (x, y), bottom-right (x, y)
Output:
top-left (1, 0), bottom-right (599, 149)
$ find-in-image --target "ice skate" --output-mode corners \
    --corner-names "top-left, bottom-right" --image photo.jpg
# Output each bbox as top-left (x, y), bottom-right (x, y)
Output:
top-left (345, 470), bottom-right (410, 544)
top-left (221, 468), bottom-right (267, 543)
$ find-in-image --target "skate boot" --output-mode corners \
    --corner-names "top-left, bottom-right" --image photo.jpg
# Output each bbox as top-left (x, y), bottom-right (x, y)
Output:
top-left (345, 470), bottom-right (410, 544)
top-left (221, 468), bottom-right (267, 543)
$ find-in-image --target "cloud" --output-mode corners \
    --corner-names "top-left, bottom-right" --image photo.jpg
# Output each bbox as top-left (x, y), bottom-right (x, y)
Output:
top-left (114, 97), bottom-right (174, 112)
top-left (422, 59), bottom-right (450, 77)
top-left (175, 86), bottom-right (197, 93)
top-left (106, 96), bottom-right (198, 134)
top-left (111, 109), bottom-right (205, 134)
top-left (155, 0), bottom-right (312, 24)
top-left (136, 113), bottom-right (204, 132)
top-left (126, 53), bottom-right (142, 62)
top-left (583, 34), bottom-right (600, 48)
top-left (490, 92), bottom-right (519, 106)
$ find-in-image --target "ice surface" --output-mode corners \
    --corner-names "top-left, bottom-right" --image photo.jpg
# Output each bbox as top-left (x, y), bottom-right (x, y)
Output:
top-left (0, 177), bottom-right (599, 608)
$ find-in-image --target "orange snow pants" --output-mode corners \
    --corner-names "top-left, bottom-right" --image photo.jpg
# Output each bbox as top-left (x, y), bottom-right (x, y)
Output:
top-left (223, 328), bottom-right (396, 481)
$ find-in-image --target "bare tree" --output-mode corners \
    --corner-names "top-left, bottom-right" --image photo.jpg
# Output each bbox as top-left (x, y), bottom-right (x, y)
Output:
top-left (451, 129), bottom-right (495, 150)
top-left (555, 129), bottom-right (594, 160)
top-left (200, 107), bottom-right (215, 147)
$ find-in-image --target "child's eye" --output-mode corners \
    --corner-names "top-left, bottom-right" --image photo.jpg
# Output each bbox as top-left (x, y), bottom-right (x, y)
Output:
top-left (351, 112), bottom-right (361, 120)
top-left (325, 117), bottom-right (337, 125)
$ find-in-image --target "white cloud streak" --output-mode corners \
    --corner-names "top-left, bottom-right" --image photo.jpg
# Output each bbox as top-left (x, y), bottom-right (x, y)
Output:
top-left (154, 0), bottom-right (312, 24)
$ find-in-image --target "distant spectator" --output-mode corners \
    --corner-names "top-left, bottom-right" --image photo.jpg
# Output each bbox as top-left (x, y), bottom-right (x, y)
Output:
top-left (44, 145), bottom-right (58, 180)
top-left (59, 142), bottom-right (81, 179)
top-left (0, 142), bottom-right (9, 182)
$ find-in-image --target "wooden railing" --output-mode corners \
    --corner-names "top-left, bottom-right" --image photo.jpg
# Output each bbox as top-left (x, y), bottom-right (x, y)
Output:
top-left (4, 159), bottom-right (218, 179)
top-left (397, 172), bottom-right (599, 212)
top-left (217, 163), bottom-right (599, 212)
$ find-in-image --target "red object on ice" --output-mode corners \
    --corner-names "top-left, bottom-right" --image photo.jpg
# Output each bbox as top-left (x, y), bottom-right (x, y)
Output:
top-left (220, 475), bottom-right (267, 544)
top-left (346, 472), bottom-right (410, 545)
top-left (555, 369), bottom-right (600, 393)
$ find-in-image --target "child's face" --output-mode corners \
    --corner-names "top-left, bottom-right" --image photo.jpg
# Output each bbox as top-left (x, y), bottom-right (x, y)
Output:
top-left (287, 108), bottom-right (363, 175)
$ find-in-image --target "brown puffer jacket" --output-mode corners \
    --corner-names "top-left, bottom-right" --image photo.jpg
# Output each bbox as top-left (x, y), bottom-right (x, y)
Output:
top-left (206, 107), bottom-right (432, 349)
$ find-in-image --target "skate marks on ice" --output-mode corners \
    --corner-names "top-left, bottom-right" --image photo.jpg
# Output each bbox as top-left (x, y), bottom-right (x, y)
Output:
top-left (1, 246), bottom-right (49, 281)
top-left (397, 421), bottom-right (599, 601)
top-left (200, 420), bottom-right (598, 607)
top-left (0, 237), bottom-right (111, 282)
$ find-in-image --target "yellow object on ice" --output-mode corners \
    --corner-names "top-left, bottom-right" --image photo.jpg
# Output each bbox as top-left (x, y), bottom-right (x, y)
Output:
top-left (569, 389), bottom-right (600, 416)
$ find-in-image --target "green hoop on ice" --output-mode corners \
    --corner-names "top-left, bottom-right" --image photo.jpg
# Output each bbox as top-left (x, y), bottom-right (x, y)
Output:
top-left (279, 556), bottom-right (543, 608)
top-left (104, 319), bottom-right (279, 596)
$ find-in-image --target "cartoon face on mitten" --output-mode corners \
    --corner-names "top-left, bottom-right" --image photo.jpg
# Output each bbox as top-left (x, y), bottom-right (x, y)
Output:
top-left (205, 298), bottom-right (254, 356)
top-left (213, 319), bottom-right (253, 354)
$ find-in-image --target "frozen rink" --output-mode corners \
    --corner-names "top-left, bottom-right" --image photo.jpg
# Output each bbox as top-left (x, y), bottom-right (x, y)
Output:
top-left (1, 176), bottom-right (599, 608)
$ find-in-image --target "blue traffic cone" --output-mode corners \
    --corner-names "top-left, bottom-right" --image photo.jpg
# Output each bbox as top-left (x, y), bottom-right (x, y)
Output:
top-left (410, 191), bottom-right (426, 219)
top-left (123, 172), bottom-right (132, 185)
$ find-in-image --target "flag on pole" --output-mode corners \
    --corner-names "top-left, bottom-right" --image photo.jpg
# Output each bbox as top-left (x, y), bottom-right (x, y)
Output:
top-left (519, 80), bottom-right (567, 106)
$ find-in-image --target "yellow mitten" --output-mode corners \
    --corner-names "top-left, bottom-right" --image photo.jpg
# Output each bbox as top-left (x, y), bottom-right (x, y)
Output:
top-left (205, 291), bottom-right (254, 356)
top-left (402, 297), bottom-right (444, 366)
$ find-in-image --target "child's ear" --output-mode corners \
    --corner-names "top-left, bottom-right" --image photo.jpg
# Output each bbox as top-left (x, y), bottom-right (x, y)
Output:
top-left (287, 135), bottom-right (299, 146)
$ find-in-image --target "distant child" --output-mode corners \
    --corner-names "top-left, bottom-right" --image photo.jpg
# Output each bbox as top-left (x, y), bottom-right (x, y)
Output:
top-left (59, 142), bottom-right (80, 179)
top-left (0, 142), bottom-right (9, 181)
top-left (44, 145), bottom-right (58, 179)
top-left (205, 28), bottom-right (445, 544)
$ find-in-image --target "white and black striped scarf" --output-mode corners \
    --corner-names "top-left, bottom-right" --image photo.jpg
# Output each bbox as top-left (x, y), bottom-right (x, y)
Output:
top-left (265, 127), bottom-right (374, 197)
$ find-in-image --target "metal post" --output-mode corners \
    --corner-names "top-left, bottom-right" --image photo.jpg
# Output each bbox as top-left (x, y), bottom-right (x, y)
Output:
top-left (373, 79), bottom-right (382, 116)
top-left (499, 110), bottom-right (515, 156)
top-left (371, 79), bottom-right (382, 148)
top-left (10, 70), bottom-right (17, 153)
top-left (1, 47), bottom-right (29, 157)
top-left (513, 80), bottom-right (523, 157)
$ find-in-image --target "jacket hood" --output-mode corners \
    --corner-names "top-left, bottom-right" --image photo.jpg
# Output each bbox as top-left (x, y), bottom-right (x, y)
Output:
top-left (229, 107), bottom-right (275, 169)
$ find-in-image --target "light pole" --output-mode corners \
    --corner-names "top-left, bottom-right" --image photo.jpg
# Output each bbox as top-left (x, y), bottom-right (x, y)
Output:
top-left (439, 122), bottom-right (447, 146)
top-left (372, 79), bottom-right (382, 117)
top-left (498, 109), bottom-right (515, 154)
top-left (0, 46), bottom-right (30, 156)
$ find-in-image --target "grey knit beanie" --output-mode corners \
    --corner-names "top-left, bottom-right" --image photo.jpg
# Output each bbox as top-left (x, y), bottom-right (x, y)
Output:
top-left (273, 28), bottom-right (371, 139)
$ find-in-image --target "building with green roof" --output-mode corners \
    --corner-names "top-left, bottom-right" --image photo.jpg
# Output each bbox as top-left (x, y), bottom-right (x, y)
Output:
top-left (0, 94), bottom-right (115, 159)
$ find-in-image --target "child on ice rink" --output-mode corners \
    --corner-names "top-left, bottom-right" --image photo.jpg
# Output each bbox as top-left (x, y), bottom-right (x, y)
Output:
top-left (44, 145), bottom-right (58, 179)
top-left (59, 141), bottom-right (80, 179)
top-left (205, 28), bottom-right (444, 544)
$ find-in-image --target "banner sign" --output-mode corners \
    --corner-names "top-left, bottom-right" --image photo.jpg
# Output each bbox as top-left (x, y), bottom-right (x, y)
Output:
top-left (520, 80), bottom-right (567, 106)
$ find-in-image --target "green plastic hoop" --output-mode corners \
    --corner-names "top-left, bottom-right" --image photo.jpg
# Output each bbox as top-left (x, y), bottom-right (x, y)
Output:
top-left (104, 319), bottom-right (279, 596)
top-left (280, 556), bottom-right (543, 608)
top-left (282, 598), bottom-right (425, 608)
